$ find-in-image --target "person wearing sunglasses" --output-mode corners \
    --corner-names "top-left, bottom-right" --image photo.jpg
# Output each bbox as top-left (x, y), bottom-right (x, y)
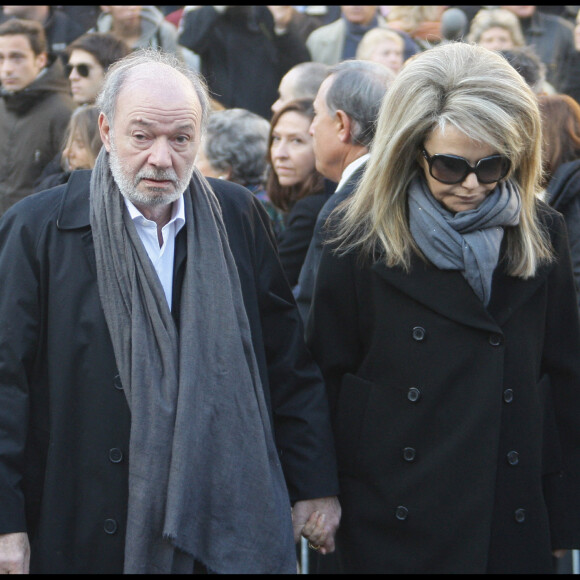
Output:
top-left (306, 42), bottom-right (580, 574)
top-left (64, 32), bottom-right (130, 107)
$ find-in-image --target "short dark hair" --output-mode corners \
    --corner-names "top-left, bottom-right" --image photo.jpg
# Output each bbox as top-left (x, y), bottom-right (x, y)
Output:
top-left (0, 18), bottom-right (46, 56)
top-left (500, 46), bottom-right (546, 95)
top-left (65, 33), bottom-right (131, 72)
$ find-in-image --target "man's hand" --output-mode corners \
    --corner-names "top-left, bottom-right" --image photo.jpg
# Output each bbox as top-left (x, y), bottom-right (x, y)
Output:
top-left (0, 532), bottom-right (30, 574)
top-left (292, 496), bottom-right (341, 555)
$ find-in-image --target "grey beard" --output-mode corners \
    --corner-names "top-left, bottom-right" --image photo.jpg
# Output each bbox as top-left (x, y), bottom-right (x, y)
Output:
top-left (109, 140), bottom-right (194, 208)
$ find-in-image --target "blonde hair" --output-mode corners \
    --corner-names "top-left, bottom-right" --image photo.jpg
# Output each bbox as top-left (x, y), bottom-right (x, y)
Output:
top-left (62, 105), bottom-right (102, 170)
top-left (356, 27), bottom-right (404, 61)
top-left (386, 6), bottom-right (443, 33)
top-left (333, 42), bottom-right (552, 278)
top-left (467, 8), bottom-right (525, 47)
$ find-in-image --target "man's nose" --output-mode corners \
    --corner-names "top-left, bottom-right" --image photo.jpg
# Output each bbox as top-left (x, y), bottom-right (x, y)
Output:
top-left (148, 139), bottom-right (172, 168)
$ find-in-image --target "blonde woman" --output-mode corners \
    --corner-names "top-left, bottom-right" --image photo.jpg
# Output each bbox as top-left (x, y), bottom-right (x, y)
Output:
top-left (355, 27), bottom-right (405, 74)
top-left (467, 7), bottom-right (525, 50)
top-left (307, 42), bottom-right (580, 573)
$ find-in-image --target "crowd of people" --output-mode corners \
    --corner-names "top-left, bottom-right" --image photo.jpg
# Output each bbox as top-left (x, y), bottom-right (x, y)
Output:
top-left (2, 4), bottom-right (580, 575)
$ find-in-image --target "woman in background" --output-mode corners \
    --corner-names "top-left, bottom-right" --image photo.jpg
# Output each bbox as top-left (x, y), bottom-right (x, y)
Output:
top-left (267, 98), bottom-right (332, 288)
top-left (35, 105), bottom-right (101, 191)
top-left (356, 27), bottom-right (405, 75)
top-left (195, 107), bottom-right (284, 234)
top-left (467, 7), bottom-right (525, 51)
top-left (538, 93), bottom-right (580, 311)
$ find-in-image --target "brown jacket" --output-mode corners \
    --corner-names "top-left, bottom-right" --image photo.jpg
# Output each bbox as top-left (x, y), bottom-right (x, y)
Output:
top-left (0, 58), bottom-right (74, 216)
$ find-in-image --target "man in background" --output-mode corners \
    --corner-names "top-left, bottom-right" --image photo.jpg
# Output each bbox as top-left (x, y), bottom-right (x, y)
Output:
top-left (0, 18), bottom-right (74, 215)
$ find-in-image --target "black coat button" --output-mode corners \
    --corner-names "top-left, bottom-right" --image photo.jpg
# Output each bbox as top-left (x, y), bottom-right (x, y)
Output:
top-left (489, 334), bottom-right (503, 346)
top-left (407, 387), bottom-right (421, 402)
top-left (503, 389), bottom-right (514, 403)
top-left (113, 374), bottom-right (123, 390)
top-left (395, 506), bottom-right (408, 521)
top-left (109, 448), bottom-right (123, 463)
top-left (514, 508), bottom-right (526, 523)
top-left (507, 450), bottom-right (519, 465)
top-left (403, 447), bottom-right (416, 462)
top-left (104, 518), bottom-right (118, 534)
top-left (412, 326), bottom-right (426, 341)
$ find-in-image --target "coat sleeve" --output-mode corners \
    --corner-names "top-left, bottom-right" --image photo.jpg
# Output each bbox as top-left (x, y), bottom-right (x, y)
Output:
top-left (560, 197), bottom-right (580, 313)
top-left (216, 184), bottom-right (340, 503)
top-left (276, 196), bottom-right (326, 288)
top-left (253, 196), bottom-right (339, 501)
top-left (0, 206), bottom-right (44, 534)
top-left (177, 6), bottom-right (221, 55)
top-left (305, 242), bottom-right (363, 418)
top-left (540, 210), bottom-right (580, 547)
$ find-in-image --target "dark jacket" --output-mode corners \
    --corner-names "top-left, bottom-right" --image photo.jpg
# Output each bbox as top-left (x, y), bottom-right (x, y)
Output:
top-left (307, 201), bottom-right (580, 573)
top-left (43, 6), bottom-right (87, 63)
top-left (0, 58), bottom-right (75, 216)
top-left (178, 6), bottom-right (311, 119)
top-left (276, 189), bottom-right (332, 288)
top-left (0, 171), bottom-right (339, 573)
top-left (546, 159), bottom-right (580, 312)
top-left (520, 9), bottom-right (576, 92)
top-left (295, 164), bottom-right (365, 322)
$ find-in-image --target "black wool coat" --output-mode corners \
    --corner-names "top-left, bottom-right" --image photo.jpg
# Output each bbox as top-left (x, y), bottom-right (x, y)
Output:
top-left (0, 171), bottom-right (339, 574)
top-left (306, 201), bottom-right (580, 574)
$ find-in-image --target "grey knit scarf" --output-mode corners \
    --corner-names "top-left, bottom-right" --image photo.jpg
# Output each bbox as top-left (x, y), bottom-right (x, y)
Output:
top-left (408, 176), bottom-right (521, 305)
top-left (89, 149), bottom-right (296, 574)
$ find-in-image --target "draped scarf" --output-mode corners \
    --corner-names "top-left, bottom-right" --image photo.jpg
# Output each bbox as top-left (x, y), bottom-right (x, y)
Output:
top-left (408, 176), bottom-right (521, 305)
top-left (89, 149), bottom-right (296, 574)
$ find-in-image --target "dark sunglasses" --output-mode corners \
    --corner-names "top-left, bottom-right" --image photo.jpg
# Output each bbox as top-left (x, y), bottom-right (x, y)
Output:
top-left (422, 149), bottom-right (510, 185)
top-left (65, 63), bottom-right (92, 78)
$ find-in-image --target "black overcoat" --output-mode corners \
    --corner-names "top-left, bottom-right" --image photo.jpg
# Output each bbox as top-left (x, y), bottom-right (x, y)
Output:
top-left (0, 171), bottom-right (339, 573)
top-left (307, 202), bottom-right (580, 573)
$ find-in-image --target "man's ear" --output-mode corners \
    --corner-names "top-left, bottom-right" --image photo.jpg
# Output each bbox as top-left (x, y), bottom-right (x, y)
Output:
top-left (36, 51), bottom-right (48, 70)
top-left (98, 112), bottom-right (112, 152)
top-left (335, 110), bottom-right (352, 144)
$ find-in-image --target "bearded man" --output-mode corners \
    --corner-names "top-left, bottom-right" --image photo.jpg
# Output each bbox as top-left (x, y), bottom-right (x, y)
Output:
top-left (0, 49), bottom-right (340, 574)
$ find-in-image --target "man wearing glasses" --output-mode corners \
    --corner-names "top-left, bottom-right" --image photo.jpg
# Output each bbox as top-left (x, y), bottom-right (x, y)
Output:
top-left (0, 18), bottom-right (74, 216)
top-left (64, 32), bottom-right (130, 107)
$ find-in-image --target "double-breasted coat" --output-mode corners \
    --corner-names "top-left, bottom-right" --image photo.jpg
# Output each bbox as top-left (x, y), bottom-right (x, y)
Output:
top-left (306, 202), bottom-right (580, 573)
top-left (0, 171), bottom-right (339, 573)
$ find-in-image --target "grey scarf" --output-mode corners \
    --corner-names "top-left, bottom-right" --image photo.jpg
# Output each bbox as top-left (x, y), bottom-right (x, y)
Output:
top-left (89, 149), bottom-right (296, 574)
top-left (408, 176), bottom-right (521, 305)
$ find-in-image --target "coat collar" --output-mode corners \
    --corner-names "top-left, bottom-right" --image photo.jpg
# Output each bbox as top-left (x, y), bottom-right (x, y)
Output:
top-left (371, 236), bottom-right (551, 330)
top-left (56, 170), bottom-right (92, 230)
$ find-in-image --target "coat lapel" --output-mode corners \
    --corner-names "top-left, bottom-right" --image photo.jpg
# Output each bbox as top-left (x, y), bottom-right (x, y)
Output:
top-left (372, 237), bottom-right (552, 332)
top-left (372, 255), bottom-right (500, 333)
top-left (55, 170), bottom-right (96, 275)
top-left (487, 260), bottom-right (550, 327)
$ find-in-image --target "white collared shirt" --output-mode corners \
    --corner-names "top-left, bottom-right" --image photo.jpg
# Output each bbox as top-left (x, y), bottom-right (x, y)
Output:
top-left (124, 195), bottom-right (186, 310)
top-left (335, 153), bottom-right (371, 193)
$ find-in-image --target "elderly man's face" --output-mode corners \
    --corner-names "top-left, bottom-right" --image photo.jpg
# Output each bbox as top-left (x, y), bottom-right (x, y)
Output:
top-left (98, 66), bottom-right (202, 210)
top-left (310, 75), bottom-right (343, 183)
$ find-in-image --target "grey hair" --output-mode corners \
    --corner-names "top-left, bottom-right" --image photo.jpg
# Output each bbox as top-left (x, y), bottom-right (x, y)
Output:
top-left (95, 48), bottom-right (211, 134)
top-left (290, 61), bottom-right (330, 100)
top-left (325, 60), bottom-right (396, 148)
top-left (466, 8), bottom-right (525, 47)
top-left (201, 108), bottom-right (270, 187)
